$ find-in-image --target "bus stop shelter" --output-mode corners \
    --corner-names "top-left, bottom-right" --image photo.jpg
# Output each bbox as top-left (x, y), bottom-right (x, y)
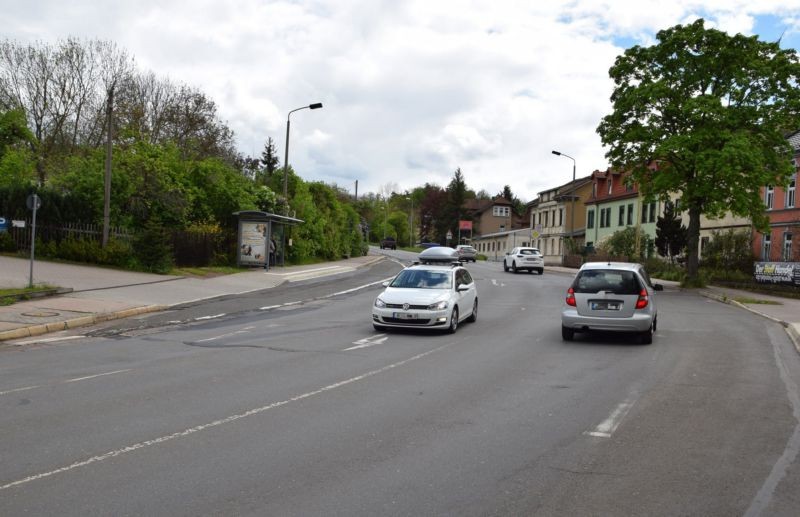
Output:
top-left (233, 211), bottom-right (304, 270)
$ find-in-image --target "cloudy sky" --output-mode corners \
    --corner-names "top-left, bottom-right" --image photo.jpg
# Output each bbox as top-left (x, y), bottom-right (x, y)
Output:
top-left (4, 1), bottom-right (800, 201)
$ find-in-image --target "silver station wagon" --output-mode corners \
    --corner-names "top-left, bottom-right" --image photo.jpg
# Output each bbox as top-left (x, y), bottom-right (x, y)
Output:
top-left (561, 262), bottom-right (664, 344)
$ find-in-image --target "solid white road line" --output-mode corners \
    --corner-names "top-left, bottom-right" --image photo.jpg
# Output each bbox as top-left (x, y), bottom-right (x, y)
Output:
top-left (0, 385), bottom-right (41, 396)
top-left (0, 343), bottom-right (451, 491)
top-left (64, 369), bottom-right (133, 383)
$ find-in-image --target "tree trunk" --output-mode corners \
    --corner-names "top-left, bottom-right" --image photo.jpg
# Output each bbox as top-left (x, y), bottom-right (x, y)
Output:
top-left (686, 204), bottom-right (701, 282)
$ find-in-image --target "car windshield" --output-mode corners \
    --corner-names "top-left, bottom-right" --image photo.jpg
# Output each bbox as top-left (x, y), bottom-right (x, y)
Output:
top-left (572, 269), bottom-right (642, 294)
top-left (390, 269), bottom-right (453, 289)
top-left (518, 249), bottom-right (540, 255)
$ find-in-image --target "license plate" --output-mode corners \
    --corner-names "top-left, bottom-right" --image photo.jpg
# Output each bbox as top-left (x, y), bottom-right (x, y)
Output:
top-left (591, 301), bottom-right (620, 310)
top-left (393, 312), bottom-right (417, 320)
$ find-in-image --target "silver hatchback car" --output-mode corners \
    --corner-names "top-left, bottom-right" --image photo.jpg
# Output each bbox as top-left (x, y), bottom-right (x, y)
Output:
top-left (561, 262), bottom-right (664, 344)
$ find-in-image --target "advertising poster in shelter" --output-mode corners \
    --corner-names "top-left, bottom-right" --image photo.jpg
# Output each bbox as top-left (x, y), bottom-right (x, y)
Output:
top-left (239, 222), bottom-right (267, 266)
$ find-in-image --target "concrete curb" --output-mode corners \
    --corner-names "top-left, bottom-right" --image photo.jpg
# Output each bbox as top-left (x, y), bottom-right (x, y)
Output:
top-left (699, 290), bottom-right (800, 355)
top-left (0, 305), bottom-right (166, 342)
top-left (0, 257), bottom-right (387, 343)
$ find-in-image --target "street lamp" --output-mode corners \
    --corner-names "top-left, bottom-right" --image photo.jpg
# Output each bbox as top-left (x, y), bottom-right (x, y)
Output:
top-left (406, 196), bottom-right (414, 247)
top-left (552, 150), bottom-right (576, 256)
top-left (283, 102), bottom-right (323, 211)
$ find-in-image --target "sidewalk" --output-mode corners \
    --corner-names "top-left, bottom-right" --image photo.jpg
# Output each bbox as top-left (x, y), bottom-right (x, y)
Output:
top-left (0, 254), bottom-right (385, 342)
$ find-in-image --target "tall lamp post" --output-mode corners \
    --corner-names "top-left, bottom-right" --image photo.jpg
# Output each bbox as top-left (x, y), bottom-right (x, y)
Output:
top-left (283, 103), bottom-right (323, 211)
top-left (405, 196), bottom-right (414, 247)
top-left (552, 150), bottom-right (576, 256)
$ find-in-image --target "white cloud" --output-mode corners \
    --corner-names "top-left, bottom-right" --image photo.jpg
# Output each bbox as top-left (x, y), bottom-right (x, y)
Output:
top-left (3, 0), bottom-right (800, 200)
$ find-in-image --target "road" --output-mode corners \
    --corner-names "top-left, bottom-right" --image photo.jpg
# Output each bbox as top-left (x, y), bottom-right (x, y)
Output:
top-left (1, 252), bottom-right (799, 516)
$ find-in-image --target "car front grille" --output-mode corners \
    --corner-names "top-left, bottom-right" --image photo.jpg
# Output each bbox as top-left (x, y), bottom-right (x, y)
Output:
top-left (383, 317), bottom-right (432, 325)
top-left (385, 304), bottom-right (428, 310)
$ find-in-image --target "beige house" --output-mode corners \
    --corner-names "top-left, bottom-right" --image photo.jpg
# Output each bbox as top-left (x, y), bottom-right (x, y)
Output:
top-left (527, 176), bottom-right (593, 265)
top-left (472, 228), bottom-right (534, 261)
top-left (464, 196), bottom-right (526, 238)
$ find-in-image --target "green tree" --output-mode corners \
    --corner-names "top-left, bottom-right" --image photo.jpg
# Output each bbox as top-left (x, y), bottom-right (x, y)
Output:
top-left (655, 199), bottom-right (688, 263)
top-left (444, 168), bottom-right (468, 244)
top-left (0, 108), bottom-right (37, 187)
top-left (597, 19), bottom-right (800, 284)
top-left (600, 227), bottom-right (654, 260)
top-left (259, 137), bottom-right (280, 180)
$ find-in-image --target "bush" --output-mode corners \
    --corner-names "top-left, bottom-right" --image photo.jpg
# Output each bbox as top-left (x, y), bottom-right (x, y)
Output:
top-left (0, 231), bottom-right (16, 252)
top-left (598, 227), bottom-right (654, 261)
top-left (132, 218), bottom-right (174, 273)
top-left (701, 229), bottom-right (753, 273)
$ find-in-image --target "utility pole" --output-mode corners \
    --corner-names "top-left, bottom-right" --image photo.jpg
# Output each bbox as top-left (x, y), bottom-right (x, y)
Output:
top-left (102, 82), bottom-right (115, 247)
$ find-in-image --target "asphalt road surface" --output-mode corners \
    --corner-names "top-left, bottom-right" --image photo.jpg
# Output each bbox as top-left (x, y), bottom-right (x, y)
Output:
top-left (2, 254), bottom-right (799, 516)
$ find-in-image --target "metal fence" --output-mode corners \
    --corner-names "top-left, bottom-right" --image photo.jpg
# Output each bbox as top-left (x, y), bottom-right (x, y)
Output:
top-left (6, 221), bottom-right (237, 267)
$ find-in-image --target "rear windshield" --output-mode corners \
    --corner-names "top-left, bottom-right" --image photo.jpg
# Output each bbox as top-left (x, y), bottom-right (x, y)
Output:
top-left (518, 249), bottom-right (541, 255)
top-left (390, 269), bottom-right (453, 289)
top-left (572, 269), bottom-right (642, 294)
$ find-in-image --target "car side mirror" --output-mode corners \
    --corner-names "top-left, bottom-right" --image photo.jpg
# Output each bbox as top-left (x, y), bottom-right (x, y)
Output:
top-left (382, 281), bottom-right (390, 287)
top-left (653, 284), bottom-right (664, 291)
top-left (457, 284), bottom-right (471, 292)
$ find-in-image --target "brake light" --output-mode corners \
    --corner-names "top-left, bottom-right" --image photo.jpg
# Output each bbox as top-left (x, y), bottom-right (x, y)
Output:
top-left (635, 289), bottom-right (649, 309)
top-left (566, 287), bottom-right (576, 307)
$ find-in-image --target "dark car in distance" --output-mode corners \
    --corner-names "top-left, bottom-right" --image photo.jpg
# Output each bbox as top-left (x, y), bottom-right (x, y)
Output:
top-left (380, 236), bottom-right (397, 250)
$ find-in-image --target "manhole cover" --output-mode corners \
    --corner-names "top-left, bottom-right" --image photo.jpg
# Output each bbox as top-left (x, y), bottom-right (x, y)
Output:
top-left (21, 311), bottom-right (60, 318)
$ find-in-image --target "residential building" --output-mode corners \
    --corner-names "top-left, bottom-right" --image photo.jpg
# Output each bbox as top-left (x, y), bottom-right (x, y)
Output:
top-left (472, 228), bottom-right (533, 261)
top-left (584, 168), bottom-right (659, 252)
top-left (463, 196), bottom-right (526, 238)
top-left (752, 131), bottom-right (800, 262)
top-left (528, 176), bottom-right (592, 265)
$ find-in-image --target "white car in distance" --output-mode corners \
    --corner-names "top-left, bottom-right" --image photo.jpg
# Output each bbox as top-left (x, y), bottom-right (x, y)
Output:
top-left (503, 247), bottom-right (544, 274)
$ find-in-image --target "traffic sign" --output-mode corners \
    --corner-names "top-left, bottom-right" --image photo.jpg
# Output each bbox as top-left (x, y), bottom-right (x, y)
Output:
top-left (26, 194), bottom-right (41, 211)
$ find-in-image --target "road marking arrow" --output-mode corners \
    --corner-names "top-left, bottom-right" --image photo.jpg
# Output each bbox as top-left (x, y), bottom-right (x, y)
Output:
top-left (344, 334), bottom-right (388, 351)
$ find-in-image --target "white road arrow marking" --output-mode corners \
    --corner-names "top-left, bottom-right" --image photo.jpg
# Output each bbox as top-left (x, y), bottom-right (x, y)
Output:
top-left (344, 334), bottom-right (388, 351)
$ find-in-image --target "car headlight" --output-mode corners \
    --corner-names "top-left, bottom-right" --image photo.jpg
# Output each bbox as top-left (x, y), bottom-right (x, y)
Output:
top-left (428, 300), bottom-right (449, 310)
top-left (374, 298), bottom-right (387, 308)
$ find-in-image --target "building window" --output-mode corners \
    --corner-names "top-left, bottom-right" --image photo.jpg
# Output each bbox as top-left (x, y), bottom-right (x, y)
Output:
top-left (641, 202), bottom-right (648, 223)
top-left (618, 205), bottom-right (625, 226)
top-left (762, 233), bottom-right (771, 260)
top-left (604, 207), bottom-right (612, 228)
top-left (649, 201), bottom-right (656, 223)
top-left (627, 203), bottom-right (634, 225)
top-left (544, 211), bottom-right (549, 228)
top-left (558, 208), bottom-right (563, 227)
top-left (787, 176), bottom-right (796, 208)
top-left (493, 205), bottom-right (510, 217)
top-left (587, 210), bottom-right (595, 229)
top-left (765, 186), bottom-right (774, 210)
top-left (784, 233), bottom-right (793, 261)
